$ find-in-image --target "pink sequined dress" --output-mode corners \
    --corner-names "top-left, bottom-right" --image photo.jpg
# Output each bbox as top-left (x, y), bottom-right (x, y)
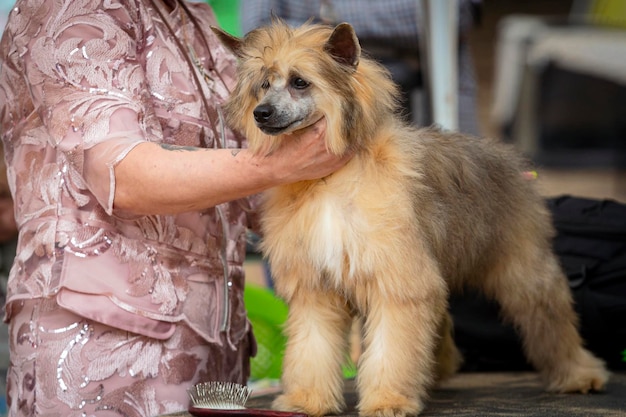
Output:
top-left (0, 0), bottom-right (258, 415)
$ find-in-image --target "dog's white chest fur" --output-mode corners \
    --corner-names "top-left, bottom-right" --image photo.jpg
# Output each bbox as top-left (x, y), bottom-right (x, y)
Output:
top-left (306, 194), bottom-right (354, 283)
top-left (264, 180), bottom-right (386, 289)
top-left (262, 153), bottom-right (417, 292)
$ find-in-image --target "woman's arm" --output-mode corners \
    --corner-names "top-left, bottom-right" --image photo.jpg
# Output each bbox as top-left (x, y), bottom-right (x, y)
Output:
top-left (114, 118), bottom-right (350, 215)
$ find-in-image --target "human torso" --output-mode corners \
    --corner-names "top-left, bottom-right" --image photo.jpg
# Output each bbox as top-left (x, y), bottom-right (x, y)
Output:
top-left (0, 0), bottom-right (252, 344)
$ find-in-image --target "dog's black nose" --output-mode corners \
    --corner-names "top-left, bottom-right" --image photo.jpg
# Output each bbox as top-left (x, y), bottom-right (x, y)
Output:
top-left (253, 104), bottom-right (274, 123)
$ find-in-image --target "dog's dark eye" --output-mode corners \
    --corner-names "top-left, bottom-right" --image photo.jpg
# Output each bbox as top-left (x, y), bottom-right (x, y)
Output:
top-left (291, 77), bottom-right (310, 89)
top-left (261, 80), bottom-right (270, 90)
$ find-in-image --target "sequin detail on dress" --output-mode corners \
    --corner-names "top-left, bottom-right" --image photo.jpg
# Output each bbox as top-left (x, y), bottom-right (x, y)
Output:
top-left (0, 0), bottom-right (258, 415)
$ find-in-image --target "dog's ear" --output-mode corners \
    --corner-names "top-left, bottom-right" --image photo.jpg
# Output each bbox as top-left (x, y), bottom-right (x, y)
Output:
top-left (324, 23), bottom-right (361, 69)
top-left (211, 26), bottom-right (245, 57)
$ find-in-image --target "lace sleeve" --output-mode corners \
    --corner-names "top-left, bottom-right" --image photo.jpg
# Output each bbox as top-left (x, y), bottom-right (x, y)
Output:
top-left (21, 1), bottom-right (152, 214)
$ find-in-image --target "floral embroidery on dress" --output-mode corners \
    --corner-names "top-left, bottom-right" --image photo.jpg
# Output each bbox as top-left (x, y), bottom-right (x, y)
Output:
top-left (1, 0), bottom-right (258, 415)
top-left (1, 0), bottom-right (253, 342)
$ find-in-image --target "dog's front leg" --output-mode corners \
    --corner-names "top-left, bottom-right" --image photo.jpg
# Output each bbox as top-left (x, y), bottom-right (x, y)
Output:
top-left (356, 274), bottom-right (447, 417)
top-left (272, 287), bottom-right (353, 416)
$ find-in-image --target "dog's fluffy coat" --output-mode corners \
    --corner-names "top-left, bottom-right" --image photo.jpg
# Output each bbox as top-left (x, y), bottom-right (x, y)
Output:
top-left (212, 22), bottom-right (609, 417)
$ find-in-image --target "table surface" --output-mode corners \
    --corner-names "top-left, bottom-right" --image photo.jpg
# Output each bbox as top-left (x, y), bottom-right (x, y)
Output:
top-left (161, 371), bottom-right (626, 417)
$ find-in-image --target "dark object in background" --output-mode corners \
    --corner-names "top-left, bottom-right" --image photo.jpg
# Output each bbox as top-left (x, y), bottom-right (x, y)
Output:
top-left (535, 65), bottom-right (626, 168)
top-left (451, 195), bottom-right (626, 372)
top-left (450, 290), bottom-right (530, 372)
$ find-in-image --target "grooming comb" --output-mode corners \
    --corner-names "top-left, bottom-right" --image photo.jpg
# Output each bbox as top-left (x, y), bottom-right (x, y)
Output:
top-left (188, 381), bottom-right (308, 417)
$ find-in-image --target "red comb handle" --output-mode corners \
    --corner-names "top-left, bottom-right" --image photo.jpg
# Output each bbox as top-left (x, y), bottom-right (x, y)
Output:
top-left (188, 406), bottom-right (308, 417)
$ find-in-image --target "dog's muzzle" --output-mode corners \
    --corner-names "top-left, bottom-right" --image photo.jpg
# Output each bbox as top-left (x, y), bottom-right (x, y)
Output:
top-left (253, 104), bottom-right (303, 135)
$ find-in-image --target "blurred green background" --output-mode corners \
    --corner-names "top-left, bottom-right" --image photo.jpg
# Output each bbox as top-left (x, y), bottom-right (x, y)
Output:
top-left (208, 0), bottom-right (241, 35)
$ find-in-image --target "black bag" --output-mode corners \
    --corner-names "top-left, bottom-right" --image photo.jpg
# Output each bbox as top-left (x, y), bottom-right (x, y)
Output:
top-left (549, 195), bottom-right (626, 369)
top-left (451, 195), bottom-right (626, 371)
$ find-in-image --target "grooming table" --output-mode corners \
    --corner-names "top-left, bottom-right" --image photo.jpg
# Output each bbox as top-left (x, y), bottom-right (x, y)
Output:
top-left (161, 371), bottom-right (626, 417)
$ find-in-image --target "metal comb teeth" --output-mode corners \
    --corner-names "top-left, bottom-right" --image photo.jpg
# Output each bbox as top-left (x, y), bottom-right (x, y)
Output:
top-left (188, 381), bottom-right (253, 410)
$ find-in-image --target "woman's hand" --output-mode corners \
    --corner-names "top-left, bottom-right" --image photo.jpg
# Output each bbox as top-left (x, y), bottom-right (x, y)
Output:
top-left (252, 117), bottom-right (353, 184)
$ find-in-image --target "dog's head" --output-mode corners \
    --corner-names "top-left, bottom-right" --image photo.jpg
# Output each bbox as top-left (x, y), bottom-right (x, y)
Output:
top-left (212, 21), bottom-right (399, 155)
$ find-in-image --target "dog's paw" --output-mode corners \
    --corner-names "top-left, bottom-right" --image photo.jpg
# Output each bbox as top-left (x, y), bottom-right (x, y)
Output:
top-left (359, 405), bottom-right (424, 417)
top-left (358, 390), bottom-right (424, 417)
top-left (544, 348), bottom-right (610, 394)
top-left (272, 391), bottom-right (345, 417)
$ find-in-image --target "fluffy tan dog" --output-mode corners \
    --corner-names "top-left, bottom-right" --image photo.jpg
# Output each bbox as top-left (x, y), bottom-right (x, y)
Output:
top-left (211, 21), bottom-right (609, 417)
